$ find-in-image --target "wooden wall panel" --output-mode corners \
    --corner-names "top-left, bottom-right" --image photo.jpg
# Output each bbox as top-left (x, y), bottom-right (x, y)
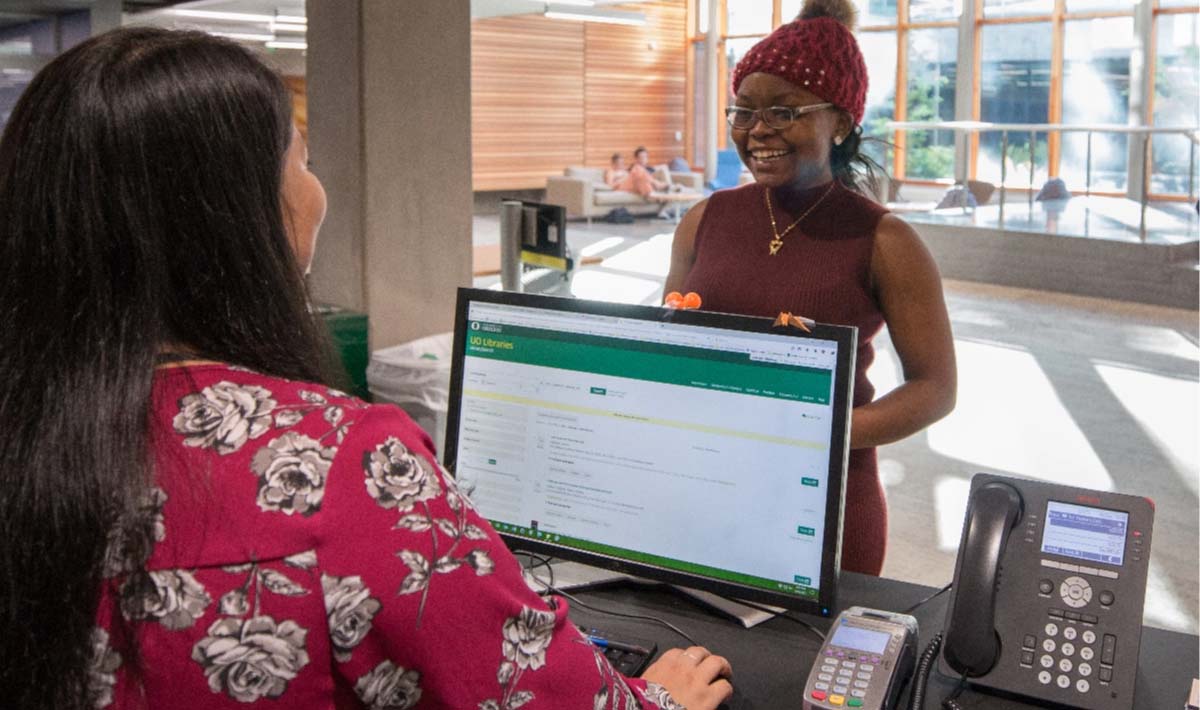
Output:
top-left (469, 1), bottom-right (689, 191)
top-left (471, 16), bottom-right (585, 191)
top-left (283, 76), bottom-right (307, 140)
top-left (584, 1), bottom-right (689, 170)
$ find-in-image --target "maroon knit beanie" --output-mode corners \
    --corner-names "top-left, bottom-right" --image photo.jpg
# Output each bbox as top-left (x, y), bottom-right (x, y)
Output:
top-left (731, 0), bottom-right (868, 125)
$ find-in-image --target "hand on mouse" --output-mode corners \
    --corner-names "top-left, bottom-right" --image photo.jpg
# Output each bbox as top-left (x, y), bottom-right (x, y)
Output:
top-left (642, 645), bottom-right (733, 710)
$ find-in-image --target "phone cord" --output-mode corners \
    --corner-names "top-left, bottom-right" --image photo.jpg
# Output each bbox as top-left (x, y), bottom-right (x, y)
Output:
top-left (906, 633), bottom-right (967, 710)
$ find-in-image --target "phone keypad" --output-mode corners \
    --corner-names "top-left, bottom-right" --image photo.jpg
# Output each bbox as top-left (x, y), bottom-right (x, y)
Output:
top-left (1022, 611), bottom-right (1119, 696)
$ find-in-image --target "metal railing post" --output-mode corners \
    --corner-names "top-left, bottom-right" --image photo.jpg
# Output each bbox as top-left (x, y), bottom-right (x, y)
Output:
top-left (1029, 130), bottom-right (1036, 213)
top-left (1139, 133), bottom-right (1150, 243)
top-left (1085, 131), bottom-right (1093, 198)
top-left (1000, 130), bottom-right (1008, 225)
top-left (1188, 133), bottom-right (1196, 203)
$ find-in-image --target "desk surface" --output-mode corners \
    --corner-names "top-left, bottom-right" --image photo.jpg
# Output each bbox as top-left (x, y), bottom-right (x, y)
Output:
top-left (570, 572), bottom-right (1197, 710)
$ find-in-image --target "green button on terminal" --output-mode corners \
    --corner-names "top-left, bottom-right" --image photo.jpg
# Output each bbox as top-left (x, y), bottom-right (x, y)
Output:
top-left (847, 699), bottom-right (864, 708)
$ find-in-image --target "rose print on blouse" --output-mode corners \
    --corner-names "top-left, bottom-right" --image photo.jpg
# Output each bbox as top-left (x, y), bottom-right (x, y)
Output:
top-left (354, 660), bottom-right (422, 710)
top-left (191, 615), bottom-right (310, 702)
top-left (87, 627), bottom-right (121, 709)
top-left (250, 431), bottom-right (334, 516)
top-left (643, 682), bottom-right (687, 710)
top-left (578, 635), bottom-right (641, 710)
top-left (102, 487), bottom-right (167, 578)
top-left (173, 382), bottom-right (276, 455)
top-left (480, 605), bottom-right (557, 710)
top-left (191, 551), bottom-right (315, 701)
top-left (119, 569), bottom-right (211, 630)
top-left (173, 383), bottom-right (359, 463)
top-left (321, 573), bottom-right (382, 662)
top-left (363, 436), bottom-right (493, 624)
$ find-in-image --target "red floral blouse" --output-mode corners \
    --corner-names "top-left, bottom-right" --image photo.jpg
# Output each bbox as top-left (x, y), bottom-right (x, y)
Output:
top-left (90, 364), bottom-right (682, 709)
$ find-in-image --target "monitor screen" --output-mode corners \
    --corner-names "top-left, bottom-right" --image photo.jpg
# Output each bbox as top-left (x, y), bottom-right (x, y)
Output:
top-left (443, 288), bottom-right (857, 615)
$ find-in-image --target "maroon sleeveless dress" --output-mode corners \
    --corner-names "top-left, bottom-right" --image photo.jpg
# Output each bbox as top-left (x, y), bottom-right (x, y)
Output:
top-left (682, 180), bottom-right (889, 575)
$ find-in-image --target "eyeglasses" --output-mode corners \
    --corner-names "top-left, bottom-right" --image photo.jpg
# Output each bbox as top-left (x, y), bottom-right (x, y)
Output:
top-left (725, 103), bottom-right (833, 130)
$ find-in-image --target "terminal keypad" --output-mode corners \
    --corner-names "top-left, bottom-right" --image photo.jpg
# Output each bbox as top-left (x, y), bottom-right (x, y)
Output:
top-left (812, 648), bottom-right (879, 706)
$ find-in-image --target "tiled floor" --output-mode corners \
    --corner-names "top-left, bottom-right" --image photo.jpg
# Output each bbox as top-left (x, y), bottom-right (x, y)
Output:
top-left (472, 213), bottom-right (1199, 634)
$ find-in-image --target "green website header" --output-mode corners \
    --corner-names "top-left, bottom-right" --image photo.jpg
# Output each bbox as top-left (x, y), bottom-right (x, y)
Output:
top-left (466, 321), bottom-right (832, 404)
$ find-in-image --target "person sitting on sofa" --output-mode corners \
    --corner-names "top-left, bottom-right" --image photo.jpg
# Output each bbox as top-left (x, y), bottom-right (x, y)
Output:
top-left (616, 146), bottom-right (674, 197)
top-left (604, 152), bottom-right (630, 188)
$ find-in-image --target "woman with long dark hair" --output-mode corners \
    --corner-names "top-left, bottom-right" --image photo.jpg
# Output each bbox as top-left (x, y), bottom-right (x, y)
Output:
top-left (0, 27), bottom-right (731, 710)
top-left (664, 0), bottom-right (957, 577)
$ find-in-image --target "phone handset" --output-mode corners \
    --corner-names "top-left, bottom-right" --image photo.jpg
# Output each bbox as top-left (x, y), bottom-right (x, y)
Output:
top-left (942, 481), bottom-right (1023, 676)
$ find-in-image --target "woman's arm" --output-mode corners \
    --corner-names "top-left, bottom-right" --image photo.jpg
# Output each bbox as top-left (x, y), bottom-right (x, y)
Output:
top-left (849, 214), bottom-right (957, 449)
top-left (662, 198), bottom-right (708, 300)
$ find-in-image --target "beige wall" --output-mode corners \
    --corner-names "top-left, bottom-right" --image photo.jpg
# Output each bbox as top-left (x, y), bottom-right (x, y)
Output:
top-left (307, 0), bottom-right (473, 349)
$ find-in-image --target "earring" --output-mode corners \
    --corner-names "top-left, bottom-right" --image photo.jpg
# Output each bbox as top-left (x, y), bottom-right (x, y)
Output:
top-left (833, 135), bottom-right (844, 146)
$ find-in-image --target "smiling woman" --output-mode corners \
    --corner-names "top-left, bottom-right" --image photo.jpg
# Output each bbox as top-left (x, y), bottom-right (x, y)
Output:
top-left (663, 0), bottom-right (958, 576)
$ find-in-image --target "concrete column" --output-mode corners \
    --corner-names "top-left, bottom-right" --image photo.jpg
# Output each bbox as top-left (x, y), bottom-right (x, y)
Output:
top-left (89, 0), bottom-right (121, 35)
top-left (1126, 0), bottom-right (1154, 200)
top-left (952, 0), bottom-right (976, 185)
top-left (306, 0), bottom-right (473, 350)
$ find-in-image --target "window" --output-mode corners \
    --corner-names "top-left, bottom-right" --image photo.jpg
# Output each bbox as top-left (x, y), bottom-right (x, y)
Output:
top-left (978, 22), bottom-right (1052, 187)
top-left (905, 27), bottom-right (957, 180)
top-left (1151, 12), bottom-right (1200, 195)
top-left (727, 0), bottom-right (774, 36)
top-left (909, 0), bottom-right (958, 23)
top-left (983, 0), bottom-right (1053, 19)
top-left (1059, 18), bottom-right (1134, 192)
top-left (859, 31), bottom-right (898, 171)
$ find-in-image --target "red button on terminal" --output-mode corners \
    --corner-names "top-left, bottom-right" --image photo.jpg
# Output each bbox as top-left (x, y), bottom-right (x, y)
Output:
top-left (812, 690), bottom-right (828, 701)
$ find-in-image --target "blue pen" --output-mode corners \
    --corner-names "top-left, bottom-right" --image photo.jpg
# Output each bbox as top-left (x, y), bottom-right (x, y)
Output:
top-left (584, 634), bottom-right (651, 656)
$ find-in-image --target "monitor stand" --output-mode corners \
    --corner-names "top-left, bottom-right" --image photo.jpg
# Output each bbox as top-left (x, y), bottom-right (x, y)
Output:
top-left (523, 559), bottom-right (784, 629)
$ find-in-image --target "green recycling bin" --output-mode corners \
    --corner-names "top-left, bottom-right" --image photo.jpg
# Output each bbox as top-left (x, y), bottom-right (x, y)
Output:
top-left (317, 303), bottom-right (370, 401)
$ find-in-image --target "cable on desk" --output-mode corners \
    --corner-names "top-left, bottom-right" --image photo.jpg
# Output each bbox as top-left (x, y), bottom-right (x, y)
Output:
top-left (518, 555), bottom-right (701, 647)
top-left (722, 597), bottom-right (826, 642)
top-left (902, 582), bottom-right (953, 615)
top-left (907, 632), bottom-right (968, 710)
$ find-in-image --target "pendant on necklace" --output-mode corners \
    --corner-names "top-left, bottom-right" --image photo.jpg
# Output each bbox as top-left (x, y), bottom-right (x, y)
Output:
top-left (768, 237), bottom-right (783, 255)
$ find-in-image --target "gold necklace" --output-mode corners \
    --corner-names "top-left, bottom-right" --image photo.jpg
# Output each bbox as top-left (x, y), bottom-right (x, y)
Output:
top-left (764, 181), bottom-right (836, 256)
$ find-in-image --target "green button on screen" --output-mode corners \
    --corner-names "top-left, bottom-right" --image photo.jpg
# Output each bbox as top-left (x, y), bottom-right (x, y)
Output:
top-left (793, 575), bottom-right (811, 585)
top-left (590, 387), bottom-right (607, 395)
top-left (797, 526), bottom-right (815, 536)
top-left (802, 477), bottom-right (819, 487)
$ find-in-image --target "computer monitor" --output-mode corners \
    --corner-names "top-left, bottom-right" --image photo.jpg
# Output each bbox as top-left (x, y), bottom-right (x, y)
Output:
top-left (443, 288), bottom-right (857, 616)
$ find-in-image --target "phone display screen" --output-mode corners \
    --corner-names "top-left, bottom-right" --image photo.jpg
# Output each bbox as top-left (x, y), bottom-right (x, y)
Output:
top-left (1041, 501), bottom-right (1129, 566)
top-left (830, 624), bottom-right (890, 653)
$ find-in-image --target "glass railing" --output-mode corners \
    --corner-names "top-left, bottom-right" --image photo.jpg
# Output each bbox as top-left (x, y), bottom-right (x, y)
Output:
top-left (886, 120), bottom-right (1199, 240)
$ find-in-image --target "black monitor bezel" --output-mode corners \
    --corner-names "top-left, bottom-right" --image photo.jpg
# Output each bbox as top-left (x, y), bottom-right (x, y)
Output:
top-left (443, 287), bottom-right (856, 617)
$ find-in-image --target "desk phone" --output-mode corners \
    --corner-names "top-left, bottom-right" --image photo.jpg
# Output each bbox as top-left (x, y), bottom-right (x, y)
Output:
top-left (803, 607), bottom-right (918, 710)
top-left (940, 474), bottom-right (1154, 710)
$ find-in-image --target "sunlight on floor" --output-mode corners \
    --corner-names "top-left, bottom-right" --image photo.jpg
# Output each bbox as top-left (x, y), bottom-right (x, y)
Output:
top-left (1145, 560), bottom-right (1194, 632)
top-left (597, 233), bottom-right (674, 278)
top-left (925, 340), bottom-right (1114, 490)
top-left (1122, 324), bottom-right (1200, 361)
top-left (1093, 362), bottom-right (1199, 496)
top-left (569, 269), bottom-right (663, 305)
top-left (934, 475), bottom-right (972, 551)
top-left (579, 237), bottom-right (626, 257)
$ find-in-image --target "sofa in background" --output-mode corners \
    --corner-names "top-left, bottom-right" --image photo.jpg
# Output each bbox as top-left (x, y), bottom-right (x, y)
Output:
top-left (545, 166), bottom-right (704, 222)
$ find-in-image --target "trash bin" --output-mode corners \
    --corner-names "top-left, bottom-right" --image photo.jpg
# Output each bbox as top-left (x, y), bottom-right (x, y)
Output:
top-left (366, 332), bottom-right (454, 457)
top-left (317, 303), bottom-right (370, 401)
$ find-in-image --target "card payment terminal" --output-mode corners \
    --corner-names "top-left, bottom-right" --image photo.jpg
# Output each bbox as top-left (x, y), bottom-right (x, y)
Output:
top-left (803, 607), bottom-right (919, 710)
